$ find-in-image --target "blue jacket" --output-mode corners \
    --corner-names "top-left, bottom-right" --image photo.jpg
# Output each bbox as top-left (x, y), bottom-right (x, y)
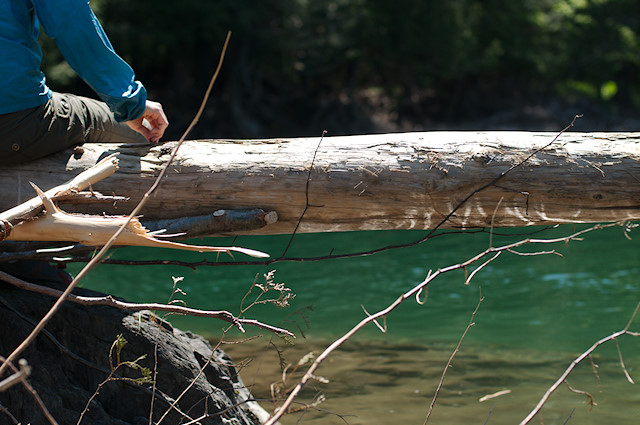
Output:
top-left (0, 0), bottom-right (146, 121)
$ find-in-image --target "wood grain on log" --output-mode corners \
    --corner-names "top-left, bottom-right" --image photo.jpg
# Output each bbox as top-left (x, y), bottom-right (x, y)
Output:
top-left (1, 132), bottom-right (639, 235)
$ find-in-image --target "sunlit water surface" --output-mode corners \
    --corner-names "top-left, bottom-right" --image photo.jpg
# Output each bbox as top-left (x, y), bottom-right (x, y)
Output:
top-left (70, 225), bottom-right (640, 424)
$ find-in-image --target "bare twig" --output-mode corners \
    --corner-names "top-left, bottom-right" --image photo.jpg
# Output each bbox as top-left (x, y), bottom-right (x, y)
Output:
top-left (0, 357), bottom-right (58, 425)
top-left (281, 130), bottom-right (326, 257)
top-left (424, 293), bottom-right (484, 423)
top-left (613, 337), bottom-right (634, 384)
top-left (479, 389), bottom-right (511, 402)
top-left (0, 270), bottom-right (293, 337)
top-left (521, 299), bottom-right (640, 424)
top-left (564, 381), bottom-right (596, 410)
top-left (561, 408), bottom-right (575, 425)
top-left (465, 252), bottom-right (501, 285)
top-left (588, 355), bottom-right (602, 391)
top-left (0, 402), bottom-right (19, 425)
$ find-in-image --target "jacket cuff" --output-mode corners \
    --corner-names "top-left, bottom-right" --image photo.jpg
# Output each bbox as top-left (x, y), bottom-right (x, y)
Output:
top-left (99, 82), bottom-right (147, 122)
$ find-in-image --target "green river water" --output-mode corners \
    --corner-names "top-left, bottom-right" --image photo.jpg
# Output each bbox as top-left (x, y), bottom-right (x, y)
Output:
top-left (70, 224), bottom-right (640, 424)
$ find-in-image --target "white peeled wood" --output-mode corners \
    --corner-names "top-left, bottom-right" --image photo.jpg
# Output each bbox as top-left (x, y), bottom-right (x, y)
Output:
top-left (6, 183), bottom-right (269, 258)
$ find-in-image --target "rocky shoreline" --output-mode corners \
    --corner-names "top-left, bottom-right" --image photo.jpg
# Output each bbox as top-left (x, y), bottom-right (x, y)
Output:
top-left (0, 280), bottom-right (269, 425)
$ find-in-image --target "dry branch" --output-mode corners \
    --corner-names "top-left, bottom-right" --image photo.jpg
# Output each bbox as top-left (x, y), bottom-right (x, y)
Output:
top-left (0, 270), bottom-right (292, 337)
top-left (424, 294), bottom-right (484, 423)
top-left (5, 183), bottom-right (269, 258)
top-left (520, 299), bottom-right (640, 424)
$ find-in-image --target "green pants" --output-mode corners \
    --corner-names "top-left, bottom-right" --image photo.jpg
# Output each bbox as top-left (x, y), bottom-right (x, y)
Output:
top-left (0, 92), bottom-right (147, 165)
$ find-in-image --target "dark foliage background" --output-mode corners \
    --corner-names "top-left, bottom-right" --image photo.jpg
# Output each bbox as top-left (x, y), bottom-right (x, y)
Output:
top-left (40, 0), bottom-right (640, 140)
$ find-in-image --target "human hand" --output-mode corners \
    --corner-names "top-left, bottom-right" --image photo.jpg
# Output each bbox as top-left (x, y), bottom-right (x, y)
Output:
top-left (126, 100), bottom-right (169, 143)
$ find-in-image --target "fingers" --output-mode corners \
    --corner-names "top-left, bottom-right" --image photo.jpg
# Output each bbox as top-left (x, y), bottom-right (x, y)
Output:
top-left (125, 100), bottom-right (169, 143)
top-left (143, 101), bottom-right (169, 143)
top-left (125, 119), bottom-right (153, 141)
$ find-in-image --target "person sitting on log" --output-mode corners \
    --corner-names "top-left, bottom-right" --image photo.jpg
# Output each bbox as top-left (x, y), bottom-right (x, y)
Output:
top-left (0, 0), bottom-right (169, 284)
top-left (0, 0), bottom-right (169, 165)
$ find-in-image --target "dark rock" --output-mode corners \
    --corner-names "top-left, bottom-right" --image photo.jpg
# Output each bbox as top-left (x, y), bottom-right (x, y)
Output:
top-left (0, 279), bottom-right (269, 425)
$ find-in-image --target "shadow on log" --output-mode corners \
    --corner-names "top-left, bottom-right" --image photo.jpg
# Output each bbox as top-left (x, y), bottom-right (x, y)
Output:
top-left (0, 279), bottom-right (269, 425)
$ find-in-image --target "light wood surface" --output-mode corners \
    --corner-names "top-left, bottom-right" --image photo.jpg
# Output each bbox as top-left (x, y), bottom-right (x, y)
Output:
top-left (2, 131), bottom-right (639, 235)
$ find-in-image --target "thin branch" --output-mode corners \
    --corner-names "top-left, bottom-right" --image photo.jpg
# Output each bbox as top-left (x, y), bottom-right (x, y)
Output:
top-left (588, 354), bottom-right (602, 391)
top-left (41, 226), bottom-right (563, 268)
top-left (424, 293), bottom-right (484, 423)
top-left (483, 404), bottom-right (496, 425)
top-left (613, 337), bottom-right (634, 384)
top-left (465, 252), bottom-right (501, 285)
top-left (281, 130), bottom-right (326, 257)
top-left (520, 299), bottom-right (640, 424)
top-left (0, 271), bottom-right (293, 337)
top-left (0, 402), bottom-right (19, 425)
top-left (0, 357), bottom-right (58, 425)
top-left (564, 381), bottom-right (596, 410)
top-left (561, 408), bottom-right (575, 425)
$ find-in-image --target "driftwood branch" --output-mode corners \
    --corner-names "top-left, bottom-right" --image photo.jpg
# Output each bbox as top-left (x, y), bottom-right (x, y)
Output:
top-left (0, 208), bottom-right (278, 261)
top-left (5, 183), bottom-right (269, 258)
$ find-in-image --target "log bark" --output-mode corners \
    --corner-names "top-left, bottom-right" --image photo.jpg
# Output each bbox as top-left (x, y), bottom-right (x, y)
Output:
top-left (1, 131), bottom-right (639, 235)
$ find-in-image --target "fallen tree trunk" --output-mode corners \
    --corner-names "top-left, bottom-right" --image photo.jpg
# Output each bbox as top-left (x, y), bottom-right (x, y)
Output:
top-left (1, 131), bottom-right (639, 235)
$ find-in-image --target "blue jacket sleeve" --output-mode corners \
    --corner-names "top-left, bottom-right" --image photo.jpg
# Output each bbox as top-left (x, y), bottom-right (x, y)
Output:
top-left (34, 0), bottom-right (147, 122)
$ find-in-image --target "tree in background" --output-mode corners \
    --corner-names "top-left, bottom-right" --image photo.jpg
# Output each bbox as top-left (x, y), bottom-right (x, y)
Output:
top-left (39, 0), bottom-right (640, 139)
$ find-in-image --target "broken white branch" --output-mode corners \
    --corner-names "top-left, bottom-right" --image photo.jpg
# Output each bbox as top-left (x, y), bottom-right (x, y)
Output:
top-left (6, 183), bottom-right (269, 258)
top-left (0, 153), bottom-right (119, 225)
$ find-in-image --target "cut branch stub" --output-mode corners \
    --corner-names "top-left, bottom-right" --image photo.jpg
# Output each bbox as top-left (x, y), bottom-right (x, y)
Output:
top-left (0, 219), bottom-right (11, 242)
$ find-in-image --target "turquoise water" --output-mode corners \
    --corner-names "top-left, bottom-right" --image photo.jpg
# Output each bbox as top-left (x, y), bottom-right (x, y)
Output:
top-left (70, 224), bottom-right (640, 423)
